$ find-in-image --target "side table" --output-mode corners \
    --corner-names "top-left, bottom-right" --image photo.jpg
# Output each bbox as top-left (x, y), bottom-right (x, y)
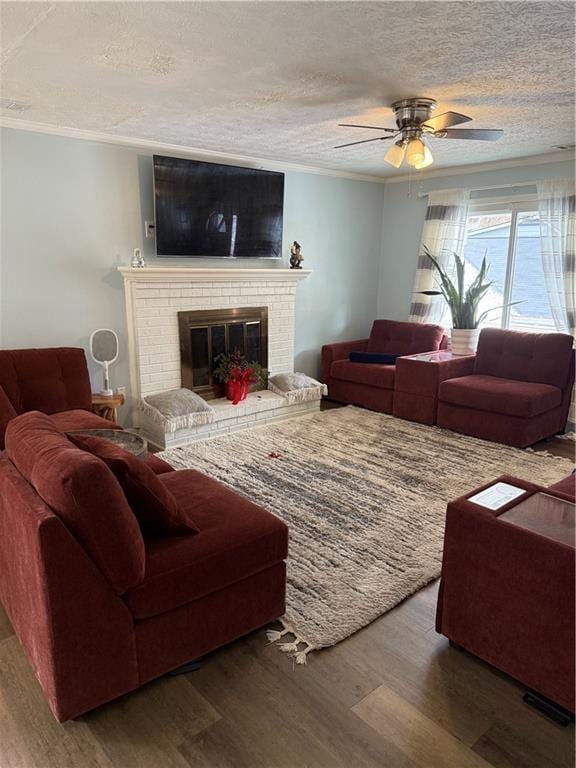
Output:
top-left (69, 428), bottom-right (148, 460)
top-left (92, 393), bottom-right (125, 424)
top-left (393, 350), bottom-right (475, 425)
top-left (436, 477), bottom-right (575, 720)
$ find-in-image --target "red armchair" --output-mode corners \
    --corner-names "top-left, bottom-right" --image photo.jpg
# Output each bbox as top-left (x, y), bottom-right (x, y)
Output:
top-left (321, 320), bottom-right (447, 413)
top-left (0, 347), bottom-right (119, 449)
top-left (0, 412), bottom-right (287, 721)
top-left (437, 328), bottom-right (575, 447)
top-left (436, 472), bottom-right (575, 713)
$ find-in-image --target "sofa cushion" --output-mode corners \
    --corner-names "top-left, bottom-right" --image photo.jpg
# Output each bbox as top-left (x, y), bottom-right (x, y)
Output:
top-left (69, 434), bottom-right (198, 535)
top-left (50, 409), bottom-right (123, 433)
top-left (439, 375), bottom-right (562, 418)
top-left (330, 360), bottom-right (395, 389)
top-left (474, 328), bottom-right (574, 389)
top-left (123, 468), bottom-right (288, 619)
top-left (0, 385), bottom-right (17, 450)
top-left (5, 412), bottom-right (145, 594)
top-left (0, 348), bottom-right (92, 415)
top-left (367, 320), bottom-right (444, 355)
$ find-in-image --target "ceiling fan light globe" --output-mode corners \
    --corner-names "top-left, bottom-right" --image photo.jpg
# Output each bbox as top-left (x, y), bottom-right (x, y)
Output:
top-left (383, 142), bottom-right (406, 168)
top-left (406, 137), bottom-right (426, 168)
top-left (415, 144), bottom-right (434, 169)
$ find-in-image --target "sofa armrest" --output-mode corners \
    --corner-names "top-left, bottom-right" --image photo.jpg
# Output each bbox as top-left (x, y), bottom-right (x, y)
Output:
top-left (0, 386), bottom-right (17, 451)
top-left (434, 354), bottom-right (476, 383)
top-left (321, 339), bottom-right (368, 383)
top-left (144, 453), bottom-right (175, 475)
top-left (0, 456), bottom-right (138, 721)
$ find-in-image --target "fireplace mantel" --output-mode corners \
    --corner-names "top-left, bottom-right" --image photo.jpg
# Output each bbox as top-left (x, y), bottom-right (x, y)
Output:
top-left (118, 266), bottom-right (312, 284)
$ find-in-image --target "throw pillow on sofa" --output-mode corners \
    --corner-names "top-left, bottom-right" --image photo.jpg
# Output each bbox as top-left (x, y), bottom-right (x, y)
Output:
top-left (69, 434), bottom-right (199, 536)
top-left (5, 411), bottom-right (145, 594)
top-left (349, 352), bottom-right (402, 364)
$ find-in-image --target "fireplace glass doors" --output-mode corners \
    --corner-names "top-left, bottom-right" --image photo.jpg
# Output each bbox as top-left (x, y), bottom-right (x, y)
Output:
top-left (178, 307), bottom-right (268, 398)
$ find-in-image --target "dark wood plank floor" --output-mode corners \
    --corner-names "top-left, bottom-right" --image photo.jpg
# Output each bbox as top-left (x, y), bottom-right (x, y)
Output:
top-left (0, 429), bottom-right (573, 768)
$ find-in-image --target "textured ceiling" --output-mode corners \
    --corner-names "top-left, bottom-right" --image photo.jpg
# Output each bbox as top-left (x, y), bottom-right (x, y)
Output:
top-left (1, 1), bottom-right (574, 177)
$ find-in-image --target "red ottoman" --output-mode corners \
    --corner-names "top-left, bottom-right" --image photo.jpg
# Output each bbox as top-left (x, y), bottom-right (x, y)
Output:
top-left (436, 474), bottom-right (575, 716)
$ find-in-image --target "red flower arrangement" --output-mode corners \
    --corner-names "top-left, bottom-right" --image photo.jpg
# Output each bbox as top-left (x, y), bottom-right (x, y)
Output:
top-left (213, 351), bottom-right (268, 405)
top-left (225, 366), bottom-right (257, 405)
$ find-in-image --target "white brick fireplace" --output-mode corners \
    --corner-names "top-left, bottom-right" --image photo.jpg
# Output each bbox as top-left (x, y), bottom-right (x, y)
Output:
top-left (119, 266), bottom-right (314, 446)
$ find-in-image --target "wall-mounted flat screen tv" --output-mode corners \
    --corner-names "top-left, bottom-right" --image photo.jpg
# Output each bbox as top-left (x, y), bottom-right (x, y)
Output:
top-left (153, 155), bottom-right (284, 258)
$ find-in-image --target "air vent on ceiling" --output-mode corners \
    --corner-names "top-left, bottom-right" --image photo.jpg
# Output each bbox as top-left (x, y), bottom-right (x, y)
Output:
top-left (0, 98), bottom-right (31, 112)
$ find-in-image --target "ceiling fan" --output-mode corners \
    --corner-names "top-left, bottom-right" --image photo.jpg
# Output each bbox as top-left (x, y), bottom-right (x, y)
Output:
top-left (335, 98), bottom-right (503, 169)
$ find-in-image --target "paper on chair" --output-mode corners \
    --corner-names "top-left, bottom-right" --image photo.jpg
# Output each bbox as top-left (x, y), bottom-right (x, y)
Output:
top-left (468, 482), bottom-right (526, 510)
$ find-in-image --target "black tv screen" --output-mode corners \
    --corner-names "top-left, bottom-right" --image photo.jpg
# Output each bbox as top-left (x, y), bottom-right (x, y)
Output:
top-left (153, 155), bottom-right (284, 258)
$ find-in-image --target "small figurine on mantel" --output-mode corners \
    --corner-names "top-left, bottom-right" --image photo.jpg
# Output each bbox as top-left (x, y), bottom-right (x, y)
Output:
top-left (289, 241), bottom-right (304, 270)
top-left (131, 248), bottom-right (146, 268)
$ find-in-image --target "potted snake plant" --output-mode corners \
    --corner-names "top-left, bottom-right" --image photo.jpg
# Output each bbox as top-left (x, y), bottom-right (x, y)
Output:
top-left (418, 246), bottom-right (514, 355)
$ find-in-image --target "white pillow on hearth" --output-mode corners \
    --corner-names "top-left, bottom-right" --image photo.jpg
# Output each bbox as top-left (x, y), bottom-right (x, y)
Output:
top-left (268, 373), bottom-right (327, 404)
top-left (139, 388), bottom-right (215, 433)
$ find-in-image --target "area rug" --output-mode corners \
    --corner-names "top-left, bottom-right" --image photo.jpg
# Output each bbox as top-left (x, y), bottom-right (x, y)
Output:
top-left (160, 406), bottom-right (573, 663)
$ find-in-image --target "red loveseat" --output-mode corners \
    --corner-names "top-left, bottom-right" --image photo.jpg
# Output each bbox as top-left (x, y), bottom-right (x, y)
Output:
top-left (0, 347), bottom-right (119, 449)
top-left (321, 320), bottom-right (447, 413)
top-left (0, 412), bottom-right (287, 721)
top-left (437, 328), bottom-right (575, 447)
top-left (436, 472), bottom-right (575, 713)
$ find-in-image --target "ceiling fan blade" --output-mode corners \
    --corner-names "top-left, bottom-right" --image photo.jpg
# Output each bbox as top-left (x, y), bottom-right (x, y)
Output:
top-left (423, 111), bottom-right (472, 130)
top-left (436, 128), bottom-right (504, 141)
top-left (338, 124), bottom-right (397, 133)
top-left (334, 135), bottom-right (396, 149)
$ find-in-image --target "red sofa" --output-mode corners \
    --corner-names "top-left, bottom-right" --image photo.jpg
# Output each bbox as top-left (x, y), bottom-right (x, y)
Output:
top-left (0, 347), bottom-right (119, 449)
top-left (0, 412), bottom-right (287, 721)
top-left (437, 328), bottom-right (575, 447)
top-left (321, 320), bottom-right (447, 413)
top-left (436, 472), bottom-right (575, 713)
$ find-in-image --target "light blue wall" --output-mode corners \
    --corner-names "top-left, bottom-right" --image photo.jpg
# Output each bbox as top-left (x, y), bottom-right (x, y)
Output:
top-left (0, 128), bottom-right (384, 411)
top-left (377, 160), bottom-right (575, 320)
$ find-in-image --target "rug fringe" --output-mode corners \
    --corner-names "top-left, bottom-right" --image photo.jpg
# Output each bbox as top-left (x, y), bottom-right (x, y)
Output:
top-left (265, 620), bottom-right (316, 666)
top-left (266, 627), bottom-right (290, 644)
top-left (525, 446), bottom-right (570, 460)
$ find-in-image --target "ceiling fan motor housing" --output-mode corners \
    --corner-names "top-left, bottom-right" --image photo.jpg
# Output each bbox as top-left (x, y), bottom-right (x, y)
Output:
top-left (391, 98), bottom-right (437, 131)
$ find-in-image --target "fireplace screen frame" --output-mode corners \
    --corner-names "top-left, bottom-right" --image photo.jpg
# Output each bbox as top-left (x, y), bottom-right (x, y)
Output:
top-left (178, 306), bottom-right (269, 399)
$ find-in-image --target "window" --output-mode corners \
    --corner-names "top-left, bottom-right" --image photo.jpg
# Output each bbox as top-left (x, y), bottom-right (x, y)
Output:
top-left (462, 202), bottom-right (555, 333)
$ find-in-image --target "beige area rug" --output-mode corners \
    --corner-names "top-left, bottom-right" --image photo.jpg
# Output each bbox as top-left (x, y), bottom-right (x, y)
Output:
top-left (160, 406), bottom-right (572, 663)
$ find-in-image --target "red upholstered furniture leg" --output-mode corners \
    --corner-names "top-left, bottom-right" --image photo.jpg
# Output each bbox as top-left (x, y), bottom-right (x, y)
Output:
top-left (436, 474), bottom-right (575, 712)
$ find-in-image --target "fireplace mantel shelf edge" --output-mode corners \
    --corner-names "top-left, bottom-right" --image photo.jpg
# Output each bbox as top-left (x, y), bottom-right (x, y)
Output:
top-left (118, 266), bottom-right (312, 283)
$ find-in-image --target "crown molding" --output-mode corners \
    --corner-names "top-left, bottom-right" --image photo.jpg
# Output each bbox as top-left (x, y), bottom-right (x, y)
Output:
top-left (384, 150), bottom-right (576, 184)
top-left (2, 117), bottom-right (572, 187)
top-left (0, 117), bottom-right (387, 184)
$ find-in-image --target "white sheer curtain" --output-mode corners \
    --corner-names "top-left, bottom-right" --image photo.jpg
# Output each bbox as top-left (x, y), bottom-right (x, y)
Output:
top-left (408, 189), bottom-right (469, 325)
top-left (537, 179), bottom-right (576, 337)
